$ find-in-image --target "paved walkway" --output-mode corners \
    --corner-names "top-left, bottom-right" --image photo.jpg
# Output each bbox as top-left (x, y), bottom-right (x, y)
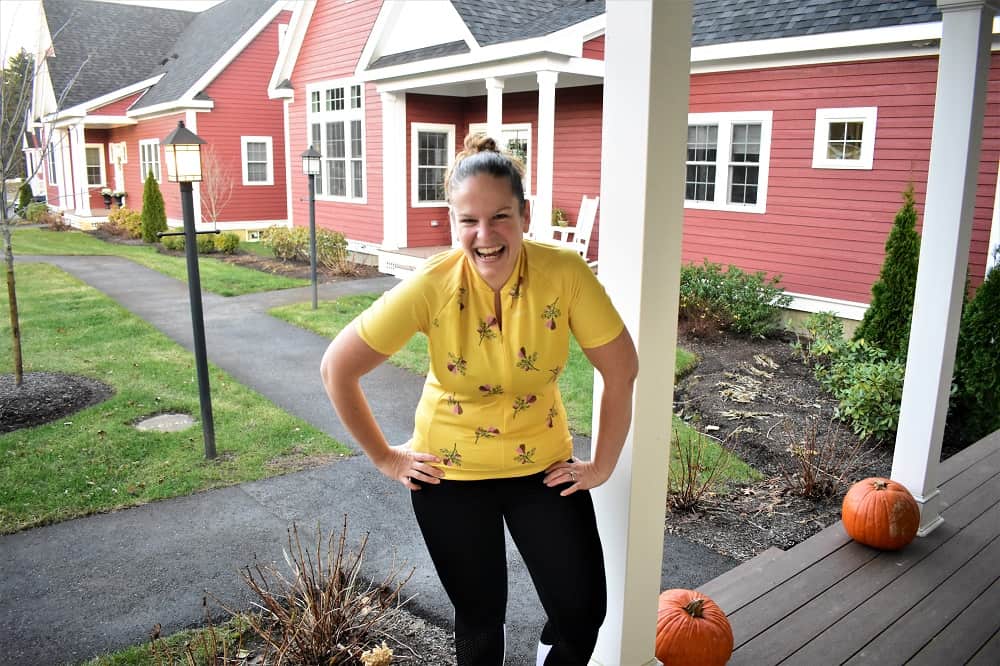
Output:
top-left (0, 255), bottom-right (737, 665)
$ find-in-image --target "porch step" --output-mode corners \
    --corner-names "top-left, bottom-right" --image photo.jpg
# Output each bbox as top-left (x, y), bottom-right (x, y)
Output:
top-left (697, 546), bottom-right (785, 612)
top-left (377, 250), bottom-right (423, 279)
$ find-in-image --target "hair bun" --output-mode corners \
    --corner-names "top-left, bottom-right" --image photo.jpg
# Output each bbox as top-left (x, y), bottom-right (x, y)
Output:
top-left (464, 132), bottom-right (498, 154)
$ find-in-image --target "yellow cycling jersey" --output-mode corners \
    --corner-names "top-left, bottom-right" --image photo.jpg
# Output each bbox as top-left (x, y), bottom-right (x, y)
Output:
top-left (356, 240), bottom-right (624, 480)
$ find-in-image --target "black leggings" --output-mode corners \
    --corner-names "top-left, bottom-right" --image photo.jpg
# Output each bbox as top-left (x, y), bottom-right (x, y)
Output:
top-left (410, 472), bottom-right (607, 665)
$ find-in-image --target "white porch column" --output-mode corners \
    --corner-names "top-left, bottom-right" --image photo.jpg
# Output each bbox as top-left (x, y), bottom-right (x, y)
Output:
top-left (69, 122), bottom-right (90, 216)
top-left (56, 129), bottom-right (72, 211)
top-left (381, 91), bottom-right (407, 250)
top-left (532, 70), bottom-right (557, 239)
top-left (591, 2), bottom-right (691, 665)
top-left (485, 77), bottom-right (504, 143)
top-left (891, 0), bottom-right (996, 535)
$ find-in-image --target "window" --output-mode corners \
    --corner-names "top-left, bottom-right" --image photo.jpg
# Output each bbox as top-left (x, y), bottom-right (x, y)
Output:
top-left (684, 111), bottom-right (772, 214)
top-left (411, 123), bottom-right (454, 206)
top-left (85, 144), bottom-right (106, 187)
top-left (139, 139), bottom-right (161, 182)
top-left (241, 136), bottom-right (274, 185)
top-left (47, 143), bottom-right (58, 184)
top-left (812, 107), bottom-right (877, 170)
top-left (469, 123), bottom-right (532, 195)
top-left (306, 78), bottom-right (365, 201)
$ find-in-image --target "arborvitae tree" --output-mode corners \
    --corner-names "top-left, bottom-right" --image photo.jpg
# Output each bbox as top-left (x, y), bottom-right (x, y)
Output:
top-left (140, 170), bottom-right (167, 243)
top-left (853, 184), bottom-right (921, 360)
top-left (952, 254), bottom-right (1000, 444)
top-left (16, 181), bottom-right (33, 216)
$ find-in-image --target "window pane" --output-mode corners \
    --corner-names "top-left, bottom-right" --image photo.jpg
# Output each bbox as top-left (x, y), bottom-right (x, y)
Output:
top-left (246, 142), bottom-right (267, 162)
top-left (731, 123), bottom-right (760, 163)
top-left (843, 142), bottom-right (862, 160)
top-left (418, 132), bottom-right (449, 167)
top-left (327, 122), bottom-right (345, 158)
top-left (729, 165), bottom-right (759, 204)
top-left (844, 121), bottom-right (864, 141)
top-left (418, 166), bottom-right (445, 202)
top-left (827, 143), bottom-right (845, 160)
top-left (352, 159), bottom-right (363, 197)
top-left (312, 124), bottom-right (323, 194)
top-left (311, 91), bottom-right (320, 113)
top-left (350, 120), bottom-right (362, 156)
top-left (327, 160), bottom-right (346, 196)
top-left (828, 122), bottom-right (846, 141)
top-left (685, 163), bottom-right (716, 202)
top-left (247, 163), bottom-right (267, 182)
top-left (351, 84), bottom-right (361, 109)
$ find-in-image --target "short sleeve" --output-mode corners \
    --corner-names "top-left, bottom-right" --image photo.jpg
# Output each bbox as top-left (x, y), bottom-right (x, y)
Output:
top-left (356, 272), bottom-right (432, 356)
top-left (566, 254), bottom-right (625, 349)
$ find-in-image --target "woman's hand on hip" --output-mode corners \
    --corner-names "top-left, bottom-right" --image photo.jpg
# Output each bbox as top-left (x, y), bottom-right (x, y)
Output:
top-left (543, 458), bottom-right (610, 496)
top-left (374, 442), bottom-right (445, 491)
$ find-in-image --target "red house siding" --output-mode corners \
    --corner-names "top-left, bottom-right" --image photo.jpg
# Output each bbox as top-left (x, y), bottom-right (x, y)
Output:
top-left (289, 0), bottom-right (383, 243)
top-left (90, 92), bottom-right (144, 116)
top-left (582, 35), bottom-right (605, 60)
top-left (107, 113), bottom-right (187, 220)
top-left (196, 11), bottom-right (291, 224)
top-left (684, 54), bottom-right (999, 303)
top-left (406, 94), bottom-right (464, 247)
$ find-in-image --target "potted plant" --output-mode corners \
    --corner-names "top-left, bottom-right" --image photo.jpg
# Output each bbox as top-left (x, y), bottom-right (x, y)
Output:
top-left (100, 187), bottom-right (113, 209)
top-left (112, 191), bottom-right (127, 208)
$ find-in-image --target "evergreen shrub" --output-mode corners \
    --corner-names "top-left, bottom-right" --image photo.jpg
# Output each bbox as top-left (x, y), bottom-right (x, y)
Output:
top-left (196, 234), bottom-right (217, 254)
top-left (16, 182), bottom-right (33, 216)
top-left (106, 207), bottom-right (142, 239)
top-left (161, 235), bottom-right (184, 251)
top-left (853, 184), bottom-right (921, 360)
top-left (678, 259), bottom-right (791, 338)
top-left (24, 202), bottom-right (47, 222)
top-left (263, 225), bottom-right (309, 261)
top-left (952, 256), bottom-right (1000, 443)
top-left (140, 171), bottom-right (167, 243)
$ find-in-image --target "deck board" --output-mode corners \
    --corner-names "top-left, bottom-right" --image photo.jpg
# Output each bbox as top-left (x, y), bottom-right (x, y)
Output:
top-left (907, 577), bottom-right (1000, 665)
top-left (707, 431), bottom-right (1000, 666)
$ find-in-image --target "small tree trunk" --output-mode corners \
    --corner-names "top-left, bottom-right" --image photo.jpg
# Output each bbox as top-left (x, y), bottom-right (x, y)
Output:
top-left (2, 225), bottom-right (23, 385)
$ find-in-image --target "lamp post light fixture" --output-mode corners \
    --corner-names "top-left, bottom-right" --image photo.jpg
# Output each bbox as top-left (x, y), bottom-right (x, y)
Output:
top-left (302, 145), bottom-right (321, 310)
top-left (163, 120), bottom-right (216, 459)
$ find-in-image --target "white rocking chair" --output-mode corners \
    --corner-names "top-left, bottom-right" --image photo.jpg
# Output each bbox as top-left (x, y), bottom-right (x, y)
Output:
top-left (543, 195), bottom-right (599, 268)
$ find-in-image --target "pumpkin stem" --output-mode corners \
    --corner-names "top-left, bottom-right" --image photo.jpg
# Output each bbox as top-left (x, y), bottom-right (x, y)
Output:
top-left (872, 480), bottom-right (888, 491)
top-left (683, 598), bottom-right (706, 618)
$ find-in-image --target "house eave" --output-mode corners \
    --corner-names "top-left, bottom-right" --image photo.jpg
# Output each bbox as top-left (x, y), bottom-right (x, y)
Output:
top-left (126, 99), bottom-right (215, 119)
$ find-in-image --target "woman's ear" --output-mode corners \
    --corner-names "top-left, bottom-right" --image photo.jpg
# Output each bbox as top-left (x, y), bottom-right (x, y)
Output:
top-left (521, 202), bottom-right (531, 233)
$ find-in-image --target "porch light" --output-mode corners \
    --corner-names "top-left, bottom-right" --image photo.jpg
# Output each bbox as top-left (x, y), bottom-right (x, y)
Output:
top-left (301, 145), bottom-right (321, 176)
top-left (162, 120), bottom-right (205, 182)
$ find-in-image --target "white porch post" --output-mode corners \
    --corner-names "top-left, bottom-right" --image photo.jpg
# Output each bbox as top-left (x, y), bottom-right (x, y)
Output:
top-left (381, 91), bottom-right (407, 250)
top-left (69, 122), bottom-right (90, 216)
top-left (56, 129), bottom-right (72, 211)
top-left (591, 1), bottom-right (691, 665)
top-left (532, 70), bottom-right (557, 239)
top-left (485, 77), bottom-right (504, 143)
top-left (891, 0), bottom-right (996, 535)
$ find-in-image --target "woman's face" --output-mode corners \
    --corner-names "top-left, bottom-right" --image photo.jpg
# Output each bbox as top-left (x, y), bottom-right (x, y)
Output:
top-left (450, 173), bottom-right (527, 292)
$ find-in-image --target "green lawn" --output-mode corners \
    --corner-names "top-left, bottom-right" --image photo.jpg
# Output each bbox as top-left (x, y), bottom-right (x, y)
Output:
top-left (10, 228), bottom-right (307, 296)
top-left (0, 264), bottom-right (351, 534)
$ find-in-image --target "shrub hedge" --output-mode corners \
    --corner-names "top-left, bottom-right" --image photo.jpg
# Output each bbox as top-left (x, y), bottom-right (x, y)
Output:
top-left (678, 259), bottom-right (791, 338)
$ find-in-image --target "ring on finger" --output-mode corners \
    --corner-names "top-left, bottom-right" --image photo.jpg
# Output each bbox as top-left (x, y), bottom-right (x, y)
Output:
top-left (569, 470), bottom-right (577, 482)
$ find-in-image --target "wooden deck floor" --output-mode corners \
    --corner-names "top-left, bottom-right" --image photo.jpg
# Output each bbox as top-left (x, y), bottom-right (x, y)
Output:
top-left (699, 430), bottom-right (1000, 665)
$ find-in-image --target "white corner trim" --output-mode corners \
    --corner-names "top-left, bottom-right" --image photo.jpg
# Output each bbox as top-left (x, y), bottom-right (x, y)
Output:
top-left (785, 292), bottom-right (868, 321)
top-left (184, 1), bottom-right (285, 104)
top-left (812, 107), bottom-right (878, 170)
top-left (283, 99), bottom-right (294, 228)
top-left (269, 0), bottom-right (317, 97)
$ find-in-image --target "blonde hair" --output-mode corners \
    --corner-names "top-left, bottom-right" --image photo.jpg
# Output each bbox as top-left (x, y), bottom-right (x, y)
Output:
top-left (444, 132), bottom-right (526, 205)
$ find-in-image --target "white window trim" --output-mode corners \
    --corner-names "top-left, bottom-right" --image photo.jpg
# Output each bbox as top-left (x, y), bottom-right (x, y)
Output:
top-left (306, 77), bottom-right (367, 204)
top-left (138, 139), bottom-right (161, 182)
top-left (812, 106), bottom-right (877, 170)
top-left (84, 143), bottom-right (107, 188)
top-left (241, 136), bottom-right (274, 186)
top-left (47, 142), bottom-right (58, 185)
top-left (411, 122), bottom-right (455, 208)
top-left (685, 110), bottom-right (772, 215)
top-left (469, 122), bottom-right (532, 197)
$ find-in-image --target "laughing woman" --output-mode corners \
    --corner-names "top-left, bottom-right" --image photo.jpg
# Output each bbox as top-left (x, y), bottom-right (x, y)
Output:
top-left (320, 133), bottom-right (637, 665)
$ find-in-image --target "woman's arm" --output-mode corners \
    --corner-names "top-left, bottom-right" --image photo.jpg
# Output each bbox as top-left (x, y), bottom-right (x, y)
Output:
top-left (320, 322), bottom-right (444, 490)
top-left (544, 327), bottom-right (638, 495)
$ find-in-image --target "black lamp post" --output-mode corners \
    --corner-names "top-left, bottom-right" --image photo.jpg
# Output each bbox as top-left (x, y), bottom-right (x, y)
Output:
top-left (301, 146), bottom-right (321, 310)
top-left (163, 120), bottom-right (215, 459)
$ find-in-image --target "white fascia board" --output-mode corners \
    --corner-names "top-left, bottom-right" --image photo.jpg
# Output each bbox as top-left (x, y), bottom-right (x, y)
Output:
top-left (369, 52), bottom-right (604, 94)
top-left (268, 0), bottom-right (316, 97)
top-left (83, 115), bottom-right (137, 126)
top-left (363, 26), bottom-right (593, 83)
top-left (785, 292), bottom-right (868, 321)
top-left (45, 76), bottom-right (162, 123)
top-left (126, 99), bottom-right (214, 119)
top-left (184, 1), bottom-right (285, 103)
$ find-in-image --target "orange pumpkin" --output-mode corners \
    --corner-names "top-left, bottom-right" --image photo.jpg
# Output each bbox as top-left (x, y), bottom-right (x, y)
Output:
top-left (841, 477), bottom-right (920, 550)
top-left (655, 589), bottom-right (733, 665)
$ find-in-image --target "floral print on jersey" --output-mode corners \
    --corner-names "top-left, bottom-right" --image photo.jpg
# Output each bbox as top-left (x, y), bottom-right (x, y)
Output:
top-left (512, 394), bottom-right (537, 418)
top-left (440, 443), bottom-right (463, 467)
top-left (547, 366), bottom-right (562, 383)
top-left (546, 404), bottom-right (558, 428)
top-left (542, 298), bottom-right (561, 330)
top-left (447, 352), bottom-right (467, 375)
top-left (474, 426), bottom-right (501, 445)
top-left (477, 316), bottom-right (499, 345)
top-left (479, 384), bottom-right (505, 397)
top-left (516, 347), bottom-right (541, 372)
top-left (446, 394), bottom-right (463, 415)
top-left (514, 444), bottom-right (536, 464)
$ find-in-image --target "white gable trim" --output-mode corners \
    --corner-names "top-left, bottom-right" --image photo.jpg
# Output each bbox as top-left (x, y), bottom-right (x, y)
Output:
top-left (373, 55), bottom-right (603, 94)
top-left (268, 0), bottom-right (317, 99)
top-left (181, 0), bottom-right (286, 104)
top-left (356, 0), bottom-right (479, 76)
top-left (126, 99), bottom-right (215, 119)
top-left (43, 76), bottom-right (163, 124)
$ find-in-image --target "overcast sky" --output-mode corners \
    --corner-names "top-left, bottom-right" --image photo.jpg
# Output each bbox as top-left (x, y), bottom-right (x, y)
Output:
top-left (1, 0), bottom-right (223, 63)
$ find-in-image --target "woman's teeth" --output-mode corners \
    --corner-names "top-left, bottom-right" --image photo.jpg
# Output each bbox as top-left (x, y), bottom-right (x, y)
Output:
top-left (476, 246), bottom-right (504, 258)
